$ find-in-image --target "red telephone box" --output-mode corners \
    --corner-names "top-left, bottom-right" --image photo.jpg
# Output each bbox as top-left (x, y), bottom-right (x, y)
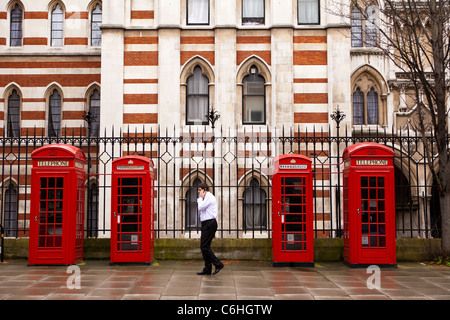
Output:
top-left (272, 154), bottom-right (314, 267)
top-left (343, 143), bottom-right (396, 268)
top-left (110, 156), bottom-right (155, 264)
top-left (29, 144), bottom-right (86, 265)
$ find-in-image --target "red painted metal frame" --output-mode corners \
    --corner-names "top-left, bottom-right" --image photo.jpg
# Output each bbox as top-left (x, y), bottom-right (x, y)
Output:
top-left (343, 143), bottom-right (396, 268)
top-left (110, 156), bottom-right (155, 265)
top-left (272, 154), bottom-right (314, 267)
top-left (29, 144), bottom-right (86, 265)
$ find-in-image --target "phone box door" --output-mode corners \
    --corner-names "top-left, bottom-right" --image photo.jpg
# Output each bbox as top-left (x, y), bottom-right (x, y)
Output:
top-left (342, 143), bottom-right (396, 268)
top-left (272, 155), bottom-right (314, 267)
top-left (29, 144), bottom-right (86, 265)
top-left (110, 156), bottom-right (154, 265)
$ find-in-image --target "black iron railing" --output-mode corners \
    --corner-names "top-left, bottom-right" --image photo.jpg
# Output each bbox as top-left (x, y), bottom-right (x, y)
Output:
top-left (0, 125), bottom-right (445, 239)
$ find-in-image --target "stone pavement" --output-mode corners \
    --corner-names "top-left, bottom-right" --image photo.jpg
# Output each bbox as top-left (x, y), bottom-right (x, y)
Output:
top-left (0, 259), bottom-right (450, 300)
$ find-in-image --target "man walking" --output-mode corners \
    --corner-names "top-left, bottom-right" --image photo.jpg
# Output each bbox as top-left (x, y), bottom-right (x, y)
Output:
top-left (196, 183), bottom-right (224, 275)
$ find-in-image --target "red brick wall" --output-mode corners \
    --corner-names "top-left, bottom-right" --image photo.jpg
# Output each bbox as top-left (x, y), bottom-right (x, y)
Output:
top-left (0, 58), bottom-right (101, 133)
top-left (293, 33), bottom-right (328, 125)
top-left (123, 32), bottom-right (159, 126)
top-left (237, 34), bottom-right (271, 66)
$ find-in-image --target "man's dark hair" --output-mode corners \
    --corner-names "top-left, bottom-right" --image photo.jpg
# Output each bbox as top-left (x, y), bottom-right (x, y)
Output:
top-left (198, 183), bottom-right (209, 191)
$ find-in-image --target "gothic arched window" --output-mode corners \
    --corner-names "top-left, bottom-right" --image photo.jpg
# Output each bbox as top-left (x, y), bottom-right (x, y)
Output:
top-left (243, 178), bottom-right (267, 230)
top-left (186, 66), bottom-right (209, 125)
top-left (51, 4), bottom-right (64, 47)
top-left (4, 183), bottom-right (18, 237)
top-left (185, 178), bottom-right (202, 230)
top-left (91, 4), bottom-right (102, 46)
top-left (243, 65), bottom-right (265, 124)
top-left (353, 87), bottom-right (379, 125)
top-left (10, 4), bottom-right (22, 46)
top-left (89, 89), bottom-right (101, 137)
top-left (48, 89), bottom-right (62, 137)
top-left (7, 89), bottom-right (21, 138)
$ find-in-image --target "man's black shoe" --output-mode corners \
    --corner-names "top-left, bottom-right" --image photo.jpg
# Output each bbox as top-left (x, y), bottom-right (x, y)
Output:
top-left (212, 265), bottom-right (224, 275)
top-left (197, 270), bottom-right (211, 275)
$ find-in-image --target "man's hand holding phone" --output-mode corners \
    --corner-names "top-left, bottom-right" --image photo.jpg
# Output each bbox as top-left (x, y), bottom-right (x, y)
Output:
top-left (198, 188), bottom-right (205, 199)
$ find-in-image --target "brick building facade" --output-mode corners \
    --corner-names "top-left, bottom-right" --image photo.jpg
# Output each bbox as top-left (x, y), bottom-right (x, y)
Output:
top-left (0, 0), bottom-right (443, 240)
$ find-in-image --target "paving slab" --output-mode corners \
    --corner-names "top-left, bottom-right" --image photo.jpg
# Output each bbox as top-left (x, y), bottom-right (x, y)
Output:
top-left (0, 260), bottom-right (449, 301)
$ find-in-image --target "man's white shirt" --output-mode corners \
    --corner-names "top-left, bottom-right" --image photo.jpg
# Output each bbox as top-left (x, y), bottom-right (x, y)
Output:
top-left (197, 192), bottom-right (218, 222)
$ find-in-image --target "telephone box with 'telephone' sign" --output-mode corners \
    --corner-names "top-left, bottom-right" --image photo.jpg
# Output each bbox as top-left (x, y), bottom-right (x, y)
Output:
top-left (343, 143), bottom-right (396, 268)
top-left (29, 144), bottom-right (86, 265)
top-left (111, 156), bottom-right (155, 265)
top-left (272, 154), bottom-right (314, 267)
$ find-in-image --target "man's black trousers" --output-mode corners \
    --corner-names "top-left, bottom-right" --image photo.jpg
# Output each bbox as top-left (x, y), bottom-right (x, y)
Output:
top-left (200, 219), bottom-right (222, 272)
